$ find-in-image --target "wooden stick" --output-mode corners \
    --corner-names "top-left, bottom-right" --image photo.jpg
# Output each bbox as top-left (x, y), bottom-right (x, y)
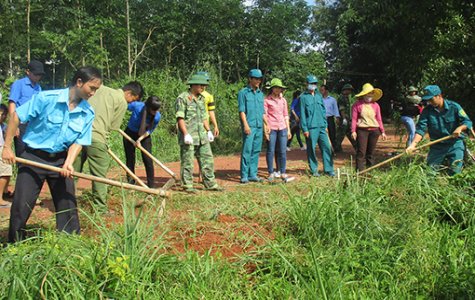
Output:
top-left (118, 129), bottom-right (177, 179)
top-left (107, 148), bottom-right (148, 188)
top-left (357, 135), bottom-right (453, 175)
top-left (15, 157), bottom-right (170, 197)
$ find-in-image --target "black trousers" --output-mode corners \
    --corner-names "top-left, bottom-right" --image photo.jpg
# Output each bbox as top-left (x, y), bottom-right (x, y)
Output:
top-left (287, 121), bottom-right (303, 148)
top-left (13, 123), bottom-right (28, 157)
top-left (123, 127), bottom-right (155, 188)
top-left (8, 149), bottom-right (79, 242)
top-left (327, 116), bottom-right (337, 150)
top-left (356, 128), bottom-right (381, 171)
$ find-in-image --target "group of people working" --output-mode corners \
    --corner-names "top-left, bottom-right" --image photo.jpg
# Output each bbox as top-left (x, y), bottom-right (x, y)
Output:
top-left (0, 61), bottom-right (472, 243)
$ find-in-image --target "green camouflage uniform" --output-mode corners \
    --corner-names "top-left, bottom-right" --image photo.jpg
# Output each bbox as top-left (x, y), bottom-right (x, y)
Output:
top-left (336, 94), bottom-right (357, 151)
top-left (176, 91), bottom-right (218, 189)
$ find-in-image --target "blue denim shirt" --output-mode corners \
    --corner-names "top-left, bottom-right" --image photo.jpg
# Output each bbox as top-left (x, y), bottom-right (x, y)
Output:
top-left (9, 76), bottom-right (42, 107)
top-left (299, 90), bottom-right (327, 132)
top-left (416, 99), bottom-right (472, 144)
top-left (238, 86), bottom-right (264, 128)
top-left (126, 101), bottom-right (161, 134)
top-left (17, 88), bottom-right (95, 153)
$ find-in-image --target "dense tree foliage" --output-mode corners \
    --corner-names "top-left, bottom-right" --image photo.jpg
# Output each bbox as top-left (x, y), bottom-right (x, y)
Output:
top-left (312, 0), bottom-right (474, 116)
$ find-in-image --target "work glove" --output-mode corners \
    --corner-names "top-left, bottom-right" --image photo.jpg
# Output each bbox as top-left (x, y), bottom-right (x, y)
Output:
top-left (207, 131), bottom-right (214, 142)
top-left (342, 118), bottom-right (348, 126)
top-left (184, 134), bottom-right (193, 145)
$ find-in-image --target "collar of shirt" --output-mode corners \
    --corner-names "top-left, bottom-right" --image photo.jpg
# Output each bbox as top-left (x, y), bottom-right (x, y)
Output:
top-left (56, 88), bottom-right (90, 114)
top-left (246, 85), bottom-right (262, 94)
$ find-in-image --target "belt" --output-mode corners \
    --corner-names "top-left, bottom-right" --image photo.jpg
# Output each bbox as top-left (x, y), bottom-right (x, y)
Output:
top-left (26, 147), bottom-right (67, 160)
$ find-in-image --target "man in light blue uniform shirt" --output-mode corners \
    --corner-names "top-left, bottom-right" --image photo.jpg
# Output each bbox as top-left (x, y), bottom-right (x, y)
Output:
top-left (2, 66), bottom-right (102, 242)
top-left (320, 84), bottom-right (340, 152)
top-left (238, 69), bottom-right (266, 183)
top-left (8, 60), bottom-right (45, 157)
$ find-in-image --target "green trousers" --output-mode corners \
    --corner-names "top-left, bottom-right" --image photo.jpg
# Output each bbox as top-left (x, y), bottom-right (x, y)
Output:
top-left (240, 127), bottom-right (263, 180)
top-left (74, 141), bottom-right (110, 208)
top-left (305, 127), bottom-right (334, 175)
top-left (180, 142), bottom-right (217, 189)
top-left (427, 140), bottom-right (465, 175)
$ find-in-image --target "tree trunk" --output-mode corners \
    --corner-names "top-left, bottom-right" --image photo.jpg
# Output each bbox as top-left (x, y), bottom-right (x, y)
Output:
top-left (126, 0), bottom-right (132, 77)
top-left (26, 0), bottom-right (30, 62)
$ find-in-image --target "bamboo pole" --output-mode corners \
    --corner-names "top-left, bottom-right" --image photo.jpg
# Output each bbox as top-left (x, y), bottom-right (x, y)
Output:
top-left (107, 148), bottom-right (148, 188)
top-left (118, 129), bottom-right (177, 179)
top-left (357, 135), bottom-right (453, 175)
top-left (15, 157), bottom-right (169, 197)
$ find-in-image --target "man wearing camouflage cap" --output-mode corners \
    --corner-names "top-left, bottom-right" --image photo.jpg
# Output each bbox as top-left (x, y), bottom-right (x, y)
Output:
top-left (176, 74), bottom-right (222, 192)
top-left (406, 85), bottom-right (472, 175)
top-left (335, 83), bottom-right (357, 152)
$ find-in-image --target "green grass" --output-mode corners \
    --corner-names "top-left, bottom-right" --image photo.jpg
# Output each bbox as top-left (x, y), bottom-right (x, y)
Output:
top-left (1, 162), bottom-right (475, 299)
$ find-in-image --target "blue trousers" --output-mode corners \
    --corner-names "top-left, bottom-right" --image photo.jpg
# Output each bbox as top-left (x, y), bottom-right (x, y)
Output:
top-left (240, 127), bottom-right (263, 180)
top-left (427, 140), bottom-right (465, 175)
top-left (401, 116), bottom-right (416, 147)
top-left (266, 129), bottom-right (288, 174)
top-left (305, 127), bottom-right (334, 175)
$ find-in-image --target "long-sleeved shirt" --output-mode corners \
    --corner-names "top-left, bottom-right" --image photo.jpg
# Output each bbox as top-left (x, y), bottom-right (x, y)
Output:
top-left (299, 90), bottom-right (327, 132)
top-left (416, 99), bottom-right (472, 144)
top-left (351, 100), bottom-right (385, 133)
top-left (323, 95), bottom-right (340, 118)
top-left (264, 95), bottom-right (288, 130)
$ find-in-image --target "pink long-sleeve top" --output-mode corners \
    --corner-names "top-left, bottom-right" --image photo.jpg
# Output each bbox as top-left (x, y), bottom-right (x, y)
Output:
top-left (264, 94), bottom-right (289, 130)
top-left (351, 100), bottom-right (385, 133)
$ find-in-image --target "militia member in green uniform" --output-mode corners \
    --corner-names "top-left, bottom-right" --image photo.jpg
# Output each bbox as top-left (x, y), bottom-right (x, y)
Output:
top-left (176, 74), bottom-right (222, 193)
top-left (300, 75), bottom-right (335, 177)
top-left (335, 83), bottom-right (357, 152)
top-left (406, 85), bottom-right (472, 175)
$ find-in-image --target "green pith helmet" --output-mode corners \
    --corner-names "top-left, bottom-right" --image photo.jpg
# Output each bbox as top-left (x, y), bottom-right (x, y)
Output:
top-left (407, 86), bottom-right (418, 93)
top-left (341, 83), bottom-right (354, 92)
top-left (406, 95), bottom-right (422, 104)
top-left (269, 78), bottom-right (287, 89)
top-left (187, 74), bottom-right (209, 85)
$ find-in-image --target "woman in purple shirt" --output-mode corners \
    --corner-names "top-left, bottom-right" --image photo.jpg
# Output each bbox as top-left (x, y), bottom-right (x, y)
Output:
top-left (123, 96), bottom-right (161, 188)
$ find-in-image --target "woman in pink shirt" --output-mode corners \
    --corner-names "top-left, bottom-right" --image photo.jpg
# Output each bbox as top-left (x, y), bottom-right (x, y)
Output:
top-left (264, 79), bottom-right (294, 183)
top-left (351, 83), bottom-right (387, 171)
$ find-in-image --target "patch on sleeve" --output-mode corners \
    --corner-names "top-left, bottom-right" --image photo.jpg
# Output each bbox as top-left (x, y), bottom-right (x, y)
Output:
top-left (459, 109), bottom-right (467, 117)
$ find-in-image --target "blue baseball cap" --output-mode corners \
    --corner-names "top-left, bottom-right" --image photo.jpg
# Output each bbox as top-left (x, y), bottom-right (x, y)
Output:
top-left (195, 71), bottom-right (210, 81)
top-left (248, 69), bottom-right (263, 78)
top-left (421, 85), bottom-right (442, 100)
top-left (306, 74), bottom-right (318, 84)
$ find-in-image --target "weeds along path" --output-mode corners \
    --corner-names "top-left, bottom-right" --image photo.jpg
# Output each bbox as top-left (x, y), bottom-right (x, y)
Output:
top-left (0, 125), bottom-right (405, 258)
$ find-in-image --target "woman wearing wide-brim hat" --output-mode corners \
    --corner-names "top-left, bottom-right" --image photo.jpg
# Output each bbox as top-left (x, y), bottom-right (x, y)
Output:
top-left (263, 78), bottom-right (294, 183)
top-left (351, 83), bottom-right (387, 171)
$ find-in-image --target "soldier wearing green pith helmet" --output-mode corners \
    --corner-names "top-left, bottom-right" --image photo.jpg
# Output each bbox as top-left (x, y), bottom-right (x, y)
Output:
top-left (406, 85), bottom-right (472, 175)
top-left (176, 74), bottom-right (222, 193)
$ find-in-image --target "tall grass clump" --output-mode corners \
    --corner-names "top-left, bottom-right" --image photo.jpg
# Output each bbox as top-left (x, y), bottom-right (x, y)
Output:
top-left (259, 163), bottom-right (475, 298)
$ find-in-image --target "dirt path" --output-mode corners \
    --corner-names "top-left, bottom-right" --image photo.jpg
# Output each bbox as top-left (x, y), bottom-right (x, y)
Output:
top-left (0, 126), bottom-right (406, 257)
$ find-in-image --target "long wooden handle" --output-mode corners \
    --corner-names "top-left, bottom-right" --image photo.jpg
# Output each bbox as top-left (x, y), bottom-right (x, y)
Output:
top-left (118, 129), bottom-right (177, 178)
top-left (357, 135), bottom-right (453, 175)
top-left (107, 148), bottom-right (148, 188)
top-left (15, 157), bottom-right (169, 197)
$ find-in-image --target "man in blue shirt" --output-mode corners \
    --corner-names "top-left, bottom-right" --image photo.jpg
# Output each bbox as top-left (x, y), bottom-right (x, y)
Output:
top-left (238, 69), bottom-right (266, 183)
top-left (406, 85), bottom-right (472, 175)
top-left (300, 75), bottom-right (335, 177)
top-left (8, 60), bottom-right (45, 157)
top-left (320, 84), bottom-right (340, 153)
top-left (2, 66), bottom-right (101, 242)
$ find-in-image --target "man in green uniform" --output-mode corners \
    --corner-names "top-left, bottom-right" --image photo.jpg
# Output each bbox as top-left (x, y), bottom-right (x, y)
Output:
top-left (238, 69), bottom-right (266, 183)
top-left (300, 75), bottom-right (335, 176)
top-left (75, 81), bottom-right (143, 211)
top-left (176, 74), bottom-right (222, 193)
top-left (406, 85), bottom-right (472, 175)
top-left (335, 83), bottom-right (357, 152)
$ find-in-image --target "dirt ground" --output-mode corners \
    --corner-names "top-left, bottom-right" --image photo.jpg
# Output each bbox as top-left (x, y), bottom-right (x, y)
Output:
top-left (0, 126), bottom-right (405, 258)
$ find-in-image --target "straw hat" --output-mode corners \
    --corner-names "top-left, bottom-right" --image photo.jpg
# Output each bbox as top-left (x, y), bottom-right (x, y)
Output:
top-left (355, 83), bottom-right (383, 101)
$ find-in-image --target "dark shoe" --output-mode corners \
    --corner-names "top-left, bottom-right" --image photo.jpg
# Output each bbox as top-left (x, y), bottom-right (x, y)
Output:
top-left (240, 179), bottom-right (249, 184)
top-left (325, 171), bottom-right (335, 177)
top-left (249, 177), bottom-right (264, 183)
top-left (2, 191), bottom-right (14, 199)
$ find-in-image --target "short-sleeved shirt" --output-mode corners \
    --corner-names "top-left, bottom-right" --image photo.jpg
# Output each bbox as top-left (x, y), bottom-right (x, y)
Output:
top-left (87, 85), bottom-right (127, 143)
top-left (299, 90), bottom-right (327, 132)
top-left (416, 99), bottom-right (472, 144)
top-left (238, 86), bottom-right (264, 128)
top-left (16, 88), bottom-right (95, 153)
top-left (175, 91), bottom-right (208, 146)
top-left (323, 95), bottom-right (340, 118)
top-left (9, 76), bottom-right (42, 107)
top-left (264, 95), bottom-right (288, 130)
top-left (126, 101), bottom-right (161, 134)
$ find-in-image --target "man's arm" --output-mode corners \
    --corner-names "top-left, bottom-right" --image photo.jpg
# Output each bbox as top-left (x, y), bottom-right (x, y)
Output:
top-left (2, 112), bottom-right (20, 164)
top-left (61, 144), bottom-right (83, 177)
